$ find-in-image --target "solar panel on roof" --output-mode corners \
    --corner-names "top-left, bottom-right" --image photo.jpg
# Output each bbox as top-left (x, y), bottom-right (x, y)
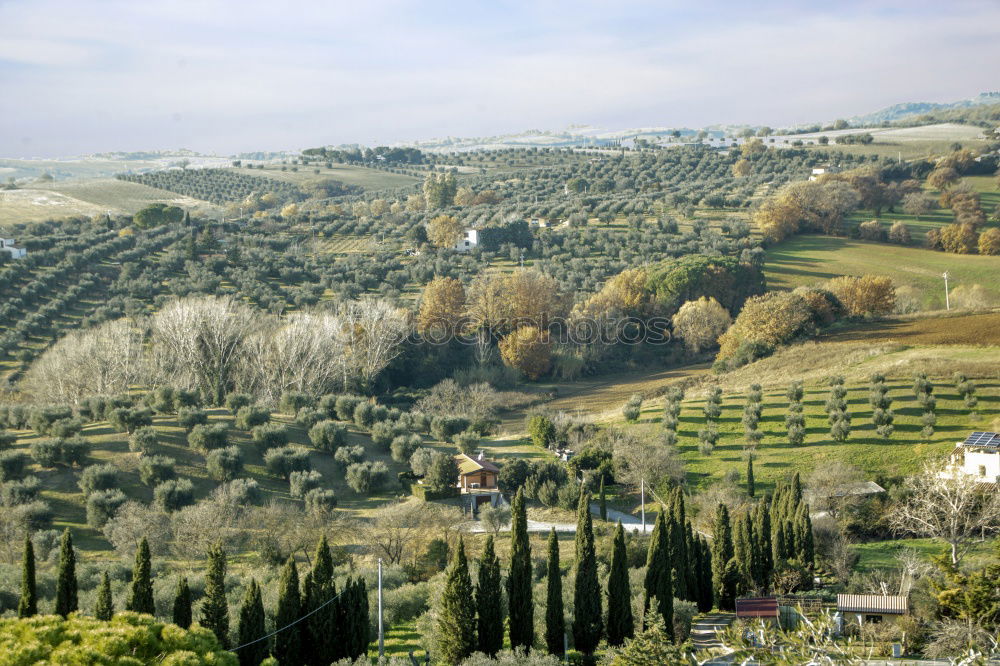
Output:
top-left (963, 432), bottom-right (1000, 448)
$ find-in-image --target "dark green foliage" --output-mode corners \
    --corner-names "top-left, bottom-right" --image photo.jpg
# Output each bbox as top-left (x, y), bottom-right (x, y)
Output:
top-left (338, 577), bottom-right (369, 660)
top-left (436, 538), bottom-right (477, 664)
top-left (544, 528), bottom-right (565, 655)
top-left (225, 393), bottom-right (252, 414)
top-left (29, 438), bottom-right (61, 467)
top-left (304, 536), bottom-right (337, 666)
top-left (668, 488), bottom-right (689, 602)
top-left (711, 503), bottom-right (733, 610)
top-left (206, 446), bottom-right (243, 481)
top-left (476, 535), bottom-right (503, 656)
top-left (528, 414), bottom-right (557, 449)
top-left (128, 427), bottom-right (157, 454)
top-left (264, 445), bottom-right (311, 479)
top-left (177, 407), bottom-right (209, 432)
top-left (252, 424), bottom-right (288, 451)
top-left (201, 543), bottom-right (229, 648)
top-left (747, 457), bottom-right (755, 497)
top-left (86, 489), bottom-right (127, 528)
top-left (507, 488), bottom-right (533, 650)
top-left (154, 478), bottom-right (195, 512)
top-left (308, 420), bottom-right (346, 452)
top-left (606, 522), bottom-right (634, 647)
top-left (125, 538), bottom-right (155, 615)
top-left (78, 463), bottom-right (118, 496)
top-left (279, 391), bottom-right (314, 414)
top-left (18, 535), bottom-right (37, 618)
top-left (645, 254), bottom-right (765, 317)
top-left (642, 509), bottom-right (673, 637)
top-left (573, 492), bottom-right (602, 654)
top-left (187, 423), bottom-right (228, 452)
top-left (334, 395), bottom-right (363, 421)
top-left (719, 558), bottom-right (741, 611)
top-left (273, 558), bottom-right (301, 666)
top-left (134, 202), bottom-right (185, 228)
top-left (55, 528), bottom-right (78, 617)
top-left (423, 451), bottom-right (459, 495)
top-left (599, 477), bottom-right (608, 521)
top-left (0, 450), bottom-right (27, 481)
top-left (108, 407), bottom-right (152, 434)
top-left (235, 405), bottom-right (270, 431)
top-left (236, 579), bottom-right (267, 666)
top-left (139, 455), bottom-right (176, 486)
top-left (173, 577), bottom-right (192, 629)
top-left (94, 571), bottom-right (113, 621)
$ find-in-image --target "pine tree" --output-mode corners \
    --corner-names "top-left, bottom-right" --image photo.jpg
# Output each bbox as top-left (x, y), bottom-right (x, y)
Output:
top-left (507, 488), bottom-right (534, 650)
top-left (305, 536), bottom-right (337, 665)
top-left (476, 535), bottom-right (503, 656)
top-left (606, 522), bottom-right (634, 647)
top-left (273, 557), bottom-right (301, 666)
top-left (125, 537), bottom-right (155, 615)
top-left (747, 457), bottom-right (755, 498)
top-left (642, 509), bottom-right (673, 637)
top-left (599, 476), bottom-right (607, 521)
top-left (18, 535), bottom-right (36, 618)
top-left (437, 538), bottom-right (477, 664)
top-left (55, 528), bottom-right (78, 617)
top-left (710, 504), bottom-right (733, 610)
top-left (544, 528), bottom-right (565, 655)
top-left (573, 492), bottom-right (602, 654)
top-left (236, 579), bottom-right (268, 666)
top-left (201, 543), bottom-right (230, 648)
top-left (173, 577), bottom-right (192, 628)
top-left (94, 571), bottom-right (113, 621)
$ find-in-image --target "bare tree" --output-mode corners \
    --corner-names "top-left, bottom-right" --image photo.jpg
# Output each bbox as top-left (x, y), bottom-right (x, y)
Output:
top-left (890, 461), bottom-right (1000, 565)
top-left (22, 318), bottom-right (145, 404)
top-left (610, 428), bottom-right (686, 491)
top-left (339, 299), bottom-right (411, 392)
top-left (359, 500), bottom-right (462, 565)
top-left (103, 501), bottom-right (172, 556)
top-left (806, 461), bottom-right (865, 518)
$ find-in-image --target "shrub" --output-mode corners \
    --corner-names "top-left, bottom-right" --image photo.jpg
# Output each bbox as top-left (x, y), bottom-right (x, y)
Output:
top-left (48, 417), bottom-right (83, 439)
top-left (346, 461), bottom-right (389, 494)
top-left (86, 488), bottom-right (127, 528)
top-left (1, 475), bottom-right (40, 505)
top-left (622, 394), bottom-right (643, 422)
top-left (9, 500), bottom-right (53, 530)
top-left (206, 446), bottom-right (243, 481)
top-left (371, 421), bottom-right (402, 450)
top-left (0, 429), bottom-right (15, 451)
top-left (317, 394), bottom-right (338, 418)
top-left (235, 405), bottom-right (270, 431)
top-left (252, 424), bottom-right (288, 451)
top-left (28, 406), bottom-right (73, 435)
top-left (220, 478), bottom-right (261, 505)
top-left (334, 445), bottom-right (365, 469)
top-left (225, 393), bottom-right (252, 414)
top-left (353, 402), bottom-right (376, 429)
top-left (177, 407), bottom-right (208, 432)
top-left (279, 391), bottom-right (314, 414)
top-left (78, 463), bottom-right (118, 496)
top-left (827, 275), bottom-right (896, 317)
top-left (174, 389), bottom-right (200, 409)
top-left (139, 455), bottom-right (176, 486)
top-left (295, 407), bottom-right (324, 428)
top-left (888, 221), bottom-right (911, 245)
top-left (423, 452), bottom-right (459, 496)
top-left (0, 451), bottom-right (26, 482)
top-left (857, 219), bottom-right (886, 242)
top-left (289, 469), bottom-right (323, 498)
top-left (30, 438), bottom-right (62, 467)
top-left (154, 478), bottom-right (195, 512)
top-left (129, 427), bottom-right (158, 454)
top-left (187, 423), bottom-right (228, 452)
top-left (335, 395), bottom-right (363, 421)
top-left (304, 487), bottom-right (337, 514)
top-left (453, 430), bottom-right (480, 456)
top-left (309, 420), bottom-right (346, 452)
top-left (58, 437), bottom-right (89, 466)
top-left (391, 434), bottom-right (422, 463)
top-left (146, 386), bottom-right (177, 414)
top-left (264, 446), bottom-right (311, 479)
top-left (108, 407), bottom-right (153, 434)
top-left (430, 415), bottom-right (471, 442)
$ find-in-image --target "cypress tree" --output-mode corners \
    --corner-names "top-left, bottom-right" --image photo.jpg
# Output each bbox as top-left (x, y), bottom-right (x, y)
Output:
top-left (348, 578), bottom-right (370, 660)
top-left (669, 487), bottom-right (688, 601)
top-left (754, 503), bottom-right (773, 591)
top-left (544, 528), bottom-right (564, 655)
top-left (684, 522), bottom-right (700, 604)
top-left (54, 528), bottom-right (78, 617)
top-left (642, 509), bottom-right (673, 637)
top-left (719, 559), bottom-right (740, 611)
top-left (747, 457), bottom-right (755, 498)
top-left (696, 537), bottom-right (714, 613)
top-left (573, 492), bottom-right (602, 655)
top-left (237, 579), bottom-right (268, 666)
top-left (305, 536), bottom-right (337, 665)
top-left (599, 476), bottom-right (607, 521)
top-left (17, 535), bottom-right (36, 618)
top-left (125, 537), bottom-right (155, 615)
top-left (173, 577), bottom-right (192, 628)
top-left (201, 543), bottom-right (230, 648)
top-left (710, 504), bottom-right (733, 610)
top-left (437, 538), bottom-right (477, 665)
top-left (732, 513), bottom-right (751, 595)
top-left (476, 535), bottom-right (503, 656)
top-left (606, 522), bottom-right (634, 647)
top-left (273, 557), bottom-right (301, 666)
top-left (507, 488), bottom-right (534, 650)
top-left (94, 571), bottom-right (113, 621)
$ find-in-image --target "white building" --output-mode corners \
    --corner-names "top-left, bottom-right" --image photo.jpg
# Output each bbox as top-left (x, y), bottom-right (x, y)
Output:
top-left (809, 166), bottom-right (840, 181)
top-left (454, 228), bottom-right (479, 252)
top-left (0, 238), bottom-right (26, 259)
top-left (949, 432), bottom-right (1000, 483)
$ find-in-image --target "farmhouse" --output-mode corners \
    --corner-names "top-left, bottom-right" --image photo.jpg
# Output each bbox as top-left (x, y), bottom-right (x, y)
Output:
top-left (455, 452), bottom-right (499, 493)
top-left (454, 229), bottom-right (479, 252)
top-left (837, 594), bottom-right (909, 625)
top-left (0, 238), bottom-right (27, 259)
top-left (948, 432), bottom-right (1000, 483)
top-left (809, 166), bottom-right (840, 181)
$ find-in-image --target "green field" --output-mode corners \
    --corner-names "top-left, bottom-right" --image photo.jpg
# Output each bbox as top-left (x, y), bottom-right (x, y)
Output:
top-left (235, 164), bottom-right (420, 190)
top-left (765, 235), bottom-right (1000, 309)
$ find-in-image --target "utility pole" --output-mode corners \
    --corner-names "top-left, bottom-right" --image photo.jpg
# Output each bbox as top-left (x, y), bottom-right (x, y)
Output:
top-left (640, 478), bottom-right (645, 533)
top-left (378, 558), bottom-right (384, 659)
top-left (943, 272), bottom-right (950, 310)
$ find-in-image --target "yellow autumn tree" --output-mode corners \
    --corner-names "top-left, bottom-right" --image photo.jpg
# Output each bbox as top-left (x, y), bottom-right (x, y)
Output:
top-left (418, 277), bottom-right (467, 340)
top-left (671, 297), bottom-right (732, 353)
top-left (826, 275), bottom-right (896, 317)
top-left (499, 326), bottom-right (552, 380)
top-left (716, 292), bottom-right (813, 360)
top-left (428, 215), bottom-right (464, 249)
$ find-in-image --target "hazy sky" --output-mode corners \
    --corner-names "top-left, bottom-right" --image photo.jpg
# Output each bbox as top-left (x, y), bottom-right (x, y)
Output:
top-left (2, 0), bottom-right (998, 157)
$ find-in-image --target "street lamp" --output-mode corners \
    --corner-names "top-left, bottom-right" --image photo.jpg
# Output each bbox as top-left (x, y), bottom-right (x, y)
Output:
top-left (942, 272), bottom-right (950, 311)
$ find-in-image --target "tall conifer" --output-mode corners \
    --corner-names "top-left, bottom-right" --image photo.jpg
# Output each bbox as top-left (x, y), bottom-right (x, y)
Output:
top-left (94, 571), bottom-right (113, 621)
top-left (125, 537), bottom-right (155, 615)
top-left (55, 528), bottom-right (78, 617)
top-left (507, 488), bottom-right (533, 649)
top-left (274, 557), bottom-right (301, 666)
top-left (573, 492), bottom-right (602, 654)
top-left (201, 543), bottom-right (230, 648)
top-left (642, 509), bottom-right (673, 637)
top-left (18, 535), bottom-right (36, 618)
top-left (305, 536), bottom-right (337, 665)
top-left (437, 538), bottom-right (477, 664)
top-left (173, 577), bottom-right (192, 628)
top-left (710, 504), bottom-right (733, 610)
top-left (544, 528), bottom-right (565, 655)
top-left (476, 535), bottom-right (503, 656)
top-left (237, 579), bottom-right (268, 666)
top-left (606, 522), bottom-right (634, 647)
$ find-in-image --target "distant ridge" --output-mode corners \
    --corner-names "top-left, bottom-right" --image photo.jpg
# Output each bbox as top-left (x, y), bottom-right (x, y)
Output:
top-left (847, 92), bottom-right (1000, 126)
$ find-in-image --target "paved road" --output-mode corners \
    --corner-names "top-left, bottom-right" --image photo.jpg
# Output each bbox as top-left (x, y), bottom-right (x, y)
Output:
top-left (691, 613), bottom-right (734, 652)
top-left (593, 503), bottom-right (653, 533)
top-left (462, 503), bottom-right (650, 534)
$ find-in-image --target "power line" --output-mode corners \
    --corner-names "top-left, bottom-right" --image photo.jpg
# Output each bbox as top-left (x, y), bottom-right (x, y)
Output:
top-left (230, 587), bottom-right (347, 652)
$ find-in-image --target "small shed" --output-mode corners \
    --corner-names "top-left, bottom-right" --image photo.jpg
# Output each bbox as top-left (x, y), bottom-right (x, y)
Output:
top-left (836, 594), bottom-right (908, 624)
top-left (736, 597), bottom-right (779, 625)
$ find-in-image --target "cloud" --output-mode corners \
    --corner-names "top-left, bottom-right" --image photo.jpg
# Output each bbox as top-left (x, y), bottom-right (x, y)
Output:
top-left (1, 0), bottom-right (998, 156)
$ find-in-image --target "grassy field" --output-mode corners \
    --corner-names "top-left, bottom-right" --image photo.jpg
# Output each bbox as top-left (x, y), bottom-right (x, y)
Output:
top-left (764, 235), bottom-right (1000, 309)
top-left (233, 164), bottom-right (420, 190)
top-left (312, 234), bottom-right (377, 254)
top-left (853, 537), bottom-right (997, 572)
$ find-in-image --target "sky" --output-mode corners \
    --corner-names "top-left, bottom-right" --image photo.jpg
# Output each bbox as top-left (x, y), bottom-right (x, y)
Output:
top-left (1, 0), bottom-right (999, 157)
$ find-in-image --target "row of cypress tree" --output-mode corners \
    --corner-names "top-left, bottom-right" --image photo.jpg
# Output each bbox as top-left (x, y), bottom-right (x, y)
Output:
top-left (15, 530), bottom-right (367, 666)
